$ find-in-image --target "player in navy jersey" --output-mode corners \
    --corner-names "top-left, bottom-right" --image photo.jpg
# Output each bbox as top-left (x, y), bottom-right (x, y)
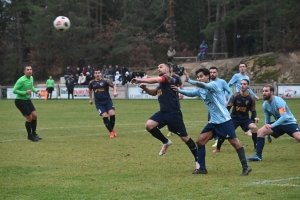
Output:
top-left (213, 79), bottom-right (259, 153)
top-left (130, 63), bottom-right (199, 170)
top-left (247, 84), bottom-right (300, 161)
top-left (88, 69), bottom-right (118, 138)
top-left (172, 68), bottom-right (252, 176)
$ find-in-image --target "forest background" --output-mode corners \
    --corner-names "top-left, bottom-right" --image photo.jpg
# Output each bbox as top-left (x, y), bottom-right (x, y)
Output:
top-left (0, 0), bottom-right (299, 85)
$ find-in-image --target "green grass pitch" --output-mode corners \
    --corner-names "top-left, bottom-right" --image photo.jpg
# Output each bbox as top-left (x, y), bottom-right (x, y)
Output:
top-left (0, 99), bottom-right (299, 199)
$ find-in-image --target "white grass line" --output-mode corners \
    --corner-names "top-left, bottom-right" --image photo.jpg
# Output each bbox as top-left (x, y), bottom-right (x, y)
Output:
top-left (247, 177), bottom-right (300, 187)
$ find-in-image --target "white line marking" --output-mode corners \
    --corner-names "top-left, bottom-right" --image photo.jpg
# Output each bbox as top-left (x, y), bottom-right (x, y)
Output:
top-left (247, 177), bottom-right (300, 187)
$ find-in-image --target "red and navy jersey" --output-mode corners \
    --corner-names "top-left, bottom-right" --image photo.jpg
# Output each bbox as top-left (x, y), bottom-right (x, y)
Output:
top-left (156, 74), bottom-right (182, 112)
top-left (228, 91), bottom-right (256, 120)
top-left (88, 78), bottom-right (113, 104)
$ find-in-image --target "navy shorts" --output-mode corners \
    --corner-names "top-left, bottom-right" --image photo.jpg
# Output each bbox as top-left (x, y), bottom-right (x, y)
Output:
top-left (46, 87), bottom-right (54, 93)
top-left (202, 120), bottom-right (237, 139)
top-left (150, 110), bottom-right (187, 137)
top-left (270, 123), bottom-right (300, 138)
top-left (232, 117), bottom-right (253, 132)
top-left (15, 99), bottom-right (36, 116)
top-left (95, 101), bottom-right (115, 116)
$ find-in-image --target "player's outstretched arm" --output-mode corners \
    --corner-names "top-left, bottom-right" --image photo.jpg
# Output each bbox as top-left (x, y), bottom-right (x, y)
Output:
top-left (131, 76), bottom-right (162, 84)
top-left (139, 83), bottom-right (157, 96)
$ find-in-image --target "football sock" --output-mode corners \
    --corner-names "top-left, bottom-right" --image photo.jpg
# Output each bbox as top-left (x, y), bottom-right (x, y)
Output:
top-left (25, 121), bottom-right (32, 136)
top-left (149, 127), bottom-right (168, 144)
top-left (216, 138), bottom-right (225, 150)
top-left (31, 119), bottom-right (37, 134)
top-left (185, 138), bottom-right (197, 161)
top-left (256, 137), bottom-right (265, 158)
top-left (103, 117), bottom-right (112, 132)
top-left (197, 145), bottom-right (206, 170)
top-left (110, 115), bottom-right (115, 130)
top-left (252, 133), bottom-right (257, 149)
top-left (236, 147), bottom-right (248, 169)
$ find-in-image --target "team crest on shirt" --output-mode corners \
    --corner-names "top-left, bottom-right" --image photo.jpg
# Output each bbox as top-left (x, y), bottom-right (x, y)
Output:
top-left (245, 100), bottom-right (249, 105)
top-left (100, 82), bottom-right (104, 86)
top-left (157, 89), bottom-right (162, 97)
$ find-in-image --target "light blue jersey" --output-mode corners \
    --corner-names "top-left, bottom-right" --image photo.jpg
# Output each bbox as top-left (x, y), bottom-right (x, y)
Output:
top-left (228, 73), bottom-right (257, 98)
top-left (214, 78), bottom-right (232, 103)
top-left (263, 96), bottom-right (297, 127)
top-left (178, 79), bottom-right (231, 124)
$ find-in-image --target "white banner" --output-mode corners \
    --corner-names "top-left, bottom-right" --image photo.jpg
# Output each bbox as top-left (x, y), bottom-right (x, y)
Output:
top-left (7, 87), bottom-right (57, 99)
top-left (127, 85), bottom-right (199, 99)
top-left (60, 87), bottom-right (90, 99)
top-left (278, 86), bottom-right (300, 99)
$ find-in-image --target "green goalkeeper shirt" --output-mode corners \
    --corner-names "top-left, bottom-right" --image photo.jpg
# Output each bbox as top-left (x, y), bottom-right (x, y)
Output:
top-left (46, 79), bottom-right (55, 88)
top-left (13, 75), bottom-right (38, 100)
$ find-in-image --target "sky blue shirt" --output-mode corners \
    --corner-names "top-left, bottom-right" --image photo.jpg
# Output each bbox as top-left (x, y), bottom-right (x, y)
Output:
top-left (262, 96), bottom-right (297, 127)
top-left (228, 73), bottom-right (257, 98)
top-left (214, 78), bottom-right (233, 103)
top-left (178, 79), bottom-right (231, 124)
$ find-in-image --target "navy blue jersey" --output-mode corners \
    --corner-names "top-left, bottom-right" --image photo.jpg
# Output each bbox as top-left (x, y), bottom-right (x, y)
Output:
top-left (156, 74), bottom-right (182, 112)
top-left (228, 91), bottom-right (256, 120)
top-left (88, 78), bottom-right (113, 104)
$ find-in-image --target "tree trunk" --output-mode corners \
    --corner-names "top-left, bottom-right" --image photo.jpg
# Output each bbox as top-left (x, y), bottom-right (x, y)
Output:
top-left (15, 0), bottom-right (23, 71)
top-left (220, 3), bottom-right (227, 53)
top-left (212, 4), bottom-right (220, 55)
top-left (207, 0), bottom-right (211, 23)
top-left (263, 14), bottom-right (268, 53)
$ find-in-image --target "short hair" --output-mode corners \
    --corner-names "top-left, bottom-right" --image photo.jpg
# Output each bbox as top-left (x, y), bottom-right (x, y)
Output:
top-left (195, 68), bottom-right (210, 79)
top-left (209, 66), bottom-right (218, 71)
top-left (23, 66), bottom-right (32, 71)
top-left (241, 79), bottom-right (249, 85)
top-left (263, 84), bottom-right (274, 92)
top-left (94, 68), bottom-right (101, 72)
top-left (239, 63), bottom-right (247, 68)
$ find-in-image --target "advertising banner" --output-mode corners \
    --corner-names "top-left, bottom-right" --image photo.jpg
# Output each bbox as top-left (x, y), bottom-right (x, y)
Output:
top-left (7, 87), bottom-right (57, 99)
top-left (278, 86), bottom-right (300, 99)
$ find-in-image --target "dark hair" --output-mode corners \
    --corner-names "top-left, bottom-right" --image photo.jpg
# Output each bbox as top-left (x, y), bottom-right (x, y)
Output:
top-left (241, 79), bottom-right (249, 85)
top-left (23, 66), bottom-right (32, 71)
top-left (239, 63), bottom-right (247, 68)
top-left (263, 84), bottom-right (274, 92)
top-left (195, 68), bottom-right (210, 79)
top-left (209, 66), bottom-right (218, 71)
top-left (95, 68), bottom-right (101, 72)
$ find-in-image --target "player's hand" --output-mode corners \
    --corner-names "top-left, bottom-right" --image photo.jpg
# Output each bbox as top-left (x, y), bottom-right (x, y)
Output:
top-left (139, 83), bottom-right (147, 89)
top-left (113, 92), bottom-right (118, 98)
top-left (37, 91), bottom-right (42, 97)
top-left (255, 96), bottom-right (260, 101)
top-left (254, 117), bottom-right (259, 123)
top-left (179, 94), bottom-right (184, 100)
top-left (89, 100), bottom-right (93, 105)
top-left (183, 70), bottom-right (190, 80)
top-left (131, 78), bottom-right (138, 84)
top-left (264, 124), bottom-right (272, 129)
top-left (170, 85), bottom-right (178, 92)
top-left (26, 90), bottom-right (32, 94)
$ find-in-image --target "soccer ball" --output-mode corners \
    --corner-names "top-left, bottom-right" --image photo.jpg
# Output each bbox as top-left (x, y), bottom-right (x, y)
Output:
top-left (53, 16), bottom-right (71, 32)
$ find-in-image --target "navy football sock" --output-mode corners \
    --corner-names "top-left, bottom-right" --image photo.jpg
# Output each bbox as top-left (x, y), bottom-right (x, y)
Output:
top-left (256, 137), bottom-right (265, 158)
top-left (185, 138), bottom-right (197, 161)
top-left (236, 147), bottom-right (248, 169)
top-left (31, 119), bottom-right (37, 134)
top-left (252, 133), bottom-right (257, 149)
top-left (103, 117), bottom-right (112, 132)
top-left (216, 138), bottom-right (225, 150)
top-left (197, 145), bottom-right (206, 170)
top-left (149, 127), bottom-right (168, 144)
top-left (25, 121), bottom-right (32, 136)
top-left (110, 115), bottom-right (115, 130)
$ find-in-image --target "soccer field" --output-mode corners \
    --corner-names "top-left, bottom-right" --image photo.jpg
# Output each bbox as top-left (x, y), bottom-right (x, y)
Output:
top-left (0, 99), bottom-right (299, 199)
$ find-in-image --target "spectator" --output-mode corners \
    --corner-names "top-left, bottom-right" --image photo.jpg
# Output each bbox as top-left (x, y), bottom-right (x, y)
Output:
top-left (122, 71), bottom-right (131, 86)
top-left (198, 40), bottom-right (208, 61)
top-left (236, 33), bottom-right (243, 57)
top-left (114, 71), bottom-right (121, 85)
top-left (78, 58), bottom-right (86, 70)
top-left (82, 66), bottom-right (87, 75)
top-left (167, 46), bottom-right (176, 62)
top-left (46, 75), bottom-right (55, 100)
top-left (64, 66), bottom-right (73, 81)
top-left (142, 72), bottom-right (148, 79)
top-left (245, 33), bottom-right (255, 56)
top-left (74, 73), bottom-right (79, 85)
top-left (121, 65), bottom-right (128, 78)
top-left (76, 67), bottom-right (82, 76)
top-left (66, 74), bottom-right (75, 99)
top-left (87, 65), bottom-right (94, 75)
top-left (102, 65), bottom-right (107, 78)
top-left (107, 65), bottom-right (115, 81)
top-left (115, 65), bottom-right (120, 75)
top-left (86, 72), bottom-right (93, 84)
top-left (78, 73), bottom-right (86, 85)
